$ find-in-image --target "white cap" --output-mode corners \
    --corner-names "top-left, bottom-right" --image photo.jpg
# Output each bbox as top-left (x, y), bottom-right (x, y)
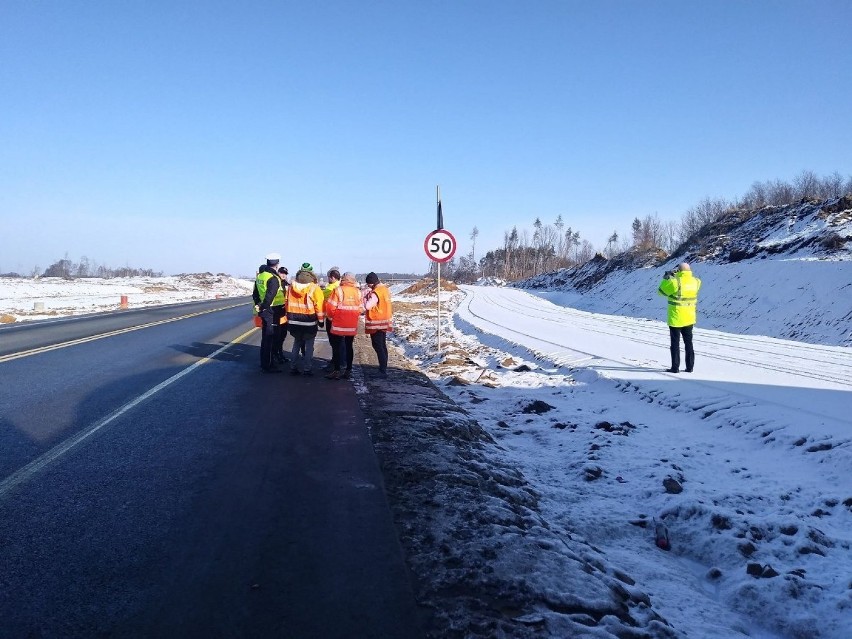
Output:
top-left (266, 252), bottom-right (281, 263)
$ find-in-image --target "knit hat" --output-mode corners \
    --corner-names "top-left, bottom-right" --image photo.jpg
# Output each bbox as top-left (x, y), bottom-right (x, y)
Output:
top-left (301, 262), bottom-right (313, 271)
top-left (365, 272), bottom-right (379, 285)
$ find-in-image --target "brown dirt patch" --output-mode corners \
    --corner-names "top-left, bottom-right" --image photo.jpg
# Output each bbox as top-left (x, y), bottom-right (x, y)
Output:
top-left (402, 278), bottom-right (459, 295)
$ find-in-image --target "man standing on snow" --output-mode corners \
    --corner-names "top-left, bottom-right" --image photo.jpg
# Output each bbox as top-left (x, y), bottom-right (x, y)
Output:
top-left (658, 262), bottom-right (701, 373)
top-left (254, 253), bottom-right (285, 373)
top-left (362, 271), bottom-right (393, 377)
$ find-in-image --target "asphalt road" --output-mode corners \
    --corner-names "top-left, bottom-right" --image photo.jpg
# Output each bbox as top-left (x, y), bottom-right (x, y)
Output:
top-left (0, 300), bottom-right (422, 638)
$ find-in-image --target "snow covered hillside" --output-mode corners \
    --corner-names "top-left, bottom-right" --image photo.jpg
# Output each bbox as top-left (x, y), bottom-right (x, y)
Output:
top-left (516, 196), bottom-right (852, 347)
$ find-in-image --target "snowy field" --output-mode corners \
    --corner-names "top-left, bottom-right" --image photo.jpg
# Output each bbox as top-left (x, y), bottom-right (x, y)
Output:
top-left (0, 275), bottom-right (254, 323)
top-left (2, 271), bottom-right (851, 637)
top-left (390, 284), bottom-right (851, 638)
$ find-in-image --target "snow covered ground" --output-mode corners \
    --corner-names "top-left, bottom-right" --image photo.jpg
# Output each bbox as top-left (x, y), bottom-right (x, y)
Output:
top-left (518, 258), bottom-right (852, 348)
top-left (390, 283), bottom-right (851, 638)
top-left (2, 272), bottom-right (850, 637)
top-left (0, 275), bottom-right (254, 323)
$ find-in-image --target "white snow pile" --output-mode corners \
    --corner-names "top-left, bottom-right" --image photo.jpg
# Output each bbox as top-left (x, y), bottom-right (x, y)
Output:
top-left (0, 274), bottom-right (254, 323)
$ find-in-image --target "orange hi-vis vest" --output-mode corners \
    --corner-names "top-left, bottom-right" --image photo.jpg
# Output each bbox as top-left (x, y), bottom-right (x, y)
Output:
top-left (286, 281), bottom-right (325, 328)
top-left (325, 282), bottom-right (361, 336)
top-left (365, 283), bottom-right (393, 334)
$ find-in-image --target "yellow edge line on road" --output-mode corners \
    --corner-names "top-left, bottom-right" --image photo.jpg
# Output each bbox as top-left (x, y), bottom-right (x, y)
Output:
top-left (0, 303), bottom-right (246, 363)
top-left (0, 326), bottom-right (257, 500)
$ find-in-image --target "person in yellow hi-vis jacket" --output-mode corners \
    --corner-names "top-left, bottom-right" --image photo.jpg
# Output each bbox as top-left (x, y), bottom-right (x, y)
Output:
top-left (254, 253), bottom-right (285, 373)
top-left (658, 262), bottom-right (701, 373)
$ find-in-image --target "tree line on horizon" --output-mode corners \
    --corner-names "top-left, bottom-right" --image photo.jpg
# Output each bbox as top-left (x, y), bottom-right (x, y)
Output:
top-left (437, 169), bottom-right (852, 283)
top-left (0, 255), bottom-right (164, 279)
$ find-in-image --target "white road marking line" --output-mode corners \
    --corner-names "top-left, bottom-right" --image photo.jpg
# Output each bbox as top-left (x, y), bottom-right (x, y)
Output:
top-left (0, 327), bottom-right (256, 499)
top-left (0, 304), bottom-right (246, 363)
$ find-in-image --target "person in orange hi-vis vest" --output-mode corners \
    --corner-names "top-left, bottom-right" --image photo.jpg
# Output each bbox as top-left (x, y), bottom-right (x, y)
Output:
top-left (362, 271), bottom-right (393, 378)
top-left (286, 263), bottom-right (325, 376)
top-left (323, 272), bottom-right (362, 380)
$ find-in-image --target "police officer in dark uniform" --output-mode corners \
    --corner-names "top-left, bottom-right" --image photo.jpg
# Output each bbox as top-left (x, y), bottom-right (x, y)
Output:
top-left (253, 253), bottom-right (285, 372)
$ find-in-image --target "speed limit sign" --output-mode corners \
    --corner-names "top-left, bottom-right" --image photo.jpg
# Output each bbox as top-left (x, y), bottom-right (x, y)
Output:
top-left (424, 229), bottom-right (457, 263)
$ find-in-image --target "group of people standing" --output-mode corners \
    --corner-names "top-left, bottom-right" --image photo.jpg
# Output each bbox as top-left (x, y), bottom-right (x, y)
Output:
top-left (252, 253), bottom-right (393, 378)
top-left (256, 253), bottom-right (699, 379)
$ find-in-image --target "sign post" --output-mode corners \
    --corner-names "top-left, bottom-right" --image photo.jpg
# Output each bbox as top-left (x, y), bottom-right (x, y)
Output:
top-left (424, 202), bottom-right (457, 353)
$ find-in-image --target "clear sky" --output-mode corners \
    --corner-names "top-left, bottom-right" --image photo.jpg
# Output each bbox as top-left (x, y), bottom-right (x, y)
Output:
top-left (2, 0), bottom-right (850, 277)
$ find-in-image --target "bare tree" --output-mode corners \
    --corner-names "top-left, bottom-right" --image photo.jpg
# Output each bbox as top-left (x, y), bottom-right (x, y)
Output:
top-left (742, 181), bottom-right (768, 209)
top-left (576, 239), bottom-right (594, 263)
top-left (470, 226), bottom-right (479, 263)
top-left (76, 256), bottom-right (91, 278)
top-left (766, 179), bottom-right (795, 206)
top-left (822, 171), bottom-right (844, 198)
top-left (661, 219), bottom-right (679, 253)
top-left (793, 170), bottom-right (820, 200)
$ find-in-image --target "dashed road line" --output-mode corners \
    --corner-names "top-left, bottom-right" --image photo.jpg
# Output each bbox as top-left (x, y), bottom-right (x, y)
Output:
top-left (0, 304), bottom-right (244, 363)
top-left (0, 327), bottom-right (256, 499)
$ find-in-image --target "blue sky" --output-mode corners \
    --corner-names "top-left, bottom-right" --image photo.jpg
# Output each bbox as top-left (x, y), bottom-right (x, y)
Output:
top-left (2, 0), bottom-right (850, 277)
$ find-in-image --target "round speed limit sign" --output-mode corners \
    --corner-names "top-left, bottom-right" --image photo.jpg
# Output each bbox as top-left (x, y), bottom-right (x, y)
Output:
top-left (424, 229), bottom-right (457, 263)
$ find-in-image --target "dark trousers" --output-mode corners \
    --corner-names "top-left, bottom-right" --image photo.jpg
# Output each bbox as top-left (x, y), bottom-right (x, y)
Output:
top-left (669, 325), bottom-right (694, 372)
top-left (370, 331), bottom-right (388, 372)
top-left (273, 308), bottom-right (286, 360)
top-left (327, 321), bottom-right (342, 370)
top-left (339, 335), bottom-right (354, 371)
top-left (259, 308), bottom-right (276, 370)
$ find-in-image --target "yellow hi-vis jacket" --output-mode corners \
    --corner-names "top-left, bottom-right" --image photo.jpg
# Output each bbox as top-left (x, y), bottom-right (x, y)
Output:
top-left (322, 280), bottom-right (340, 301)
top-left (255, 271), bottom-right (285, 308)
top-left (658, 271), bottom-right (701, 327)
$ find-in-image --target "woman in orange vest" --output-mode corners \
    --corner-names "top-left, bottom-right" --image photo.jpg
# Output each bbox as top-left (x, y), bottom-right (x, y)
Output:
top-left (324, 272), bottom-right (362, 379)
top-left (362, 271), bottom-right (393, 377)
top-left (286, 263), bottom-right (325, 375)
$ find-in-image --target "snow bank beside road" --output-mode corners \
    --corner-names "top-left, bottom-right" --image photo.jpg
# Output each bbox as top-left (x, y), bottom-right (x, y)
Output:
top-left (520, 257), bottom-right (852, 347)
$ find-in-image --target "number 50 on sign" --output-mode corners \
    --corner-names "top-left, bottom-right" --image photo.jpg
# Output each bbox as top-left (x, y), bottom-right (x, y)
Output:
top-left (424, 229), bottom-right (457, 263)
